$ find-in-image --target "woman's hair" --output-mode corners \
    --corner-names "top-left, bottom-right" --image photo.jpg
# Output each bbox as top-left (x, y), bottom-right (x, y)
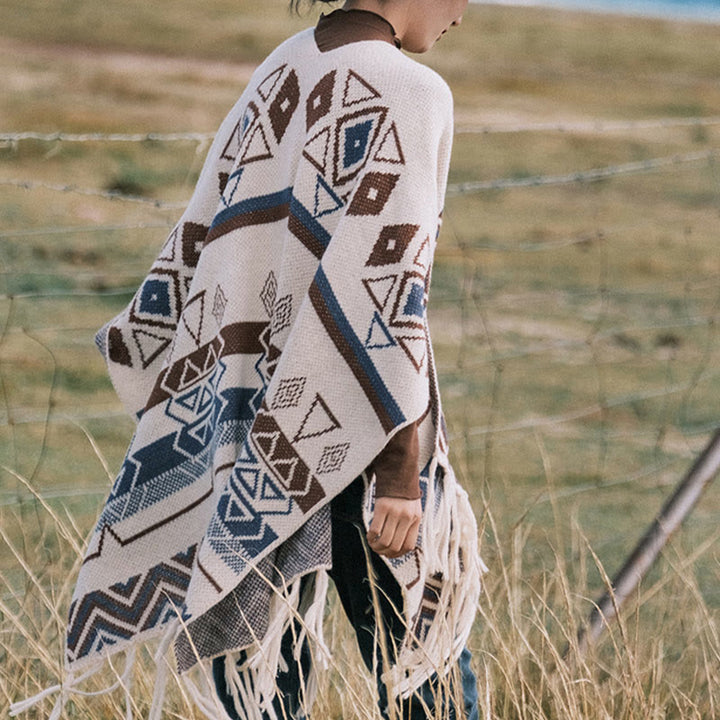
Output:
top-left (289, 0), bottom-right (339, 12)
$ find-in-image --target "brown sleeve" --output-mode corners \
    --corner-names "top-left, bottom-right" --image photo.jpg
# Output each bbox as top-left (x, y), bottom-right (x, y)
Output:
top-left (370, 421), bottom-right (421, 499)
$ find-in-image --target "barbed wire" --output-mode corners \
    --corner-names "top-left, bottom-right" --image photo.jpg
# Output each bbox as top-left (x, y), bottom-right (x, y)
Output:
top-left (0, 177), bottom-right (187, 209)
top-left (0, 131), bottom-right (215, 144)
top-left (1, 120), bottom-right (718, 604)
top-left (2, 149), bottom-right (716, 211)
top-left (2, 115), bottom-right (719, 143)
top-left (455, 116), bottom-right (720, 135)
top-left (0, 222), bottom-right (173, 239)
top-left (446, 149), bottom-right (717, 195)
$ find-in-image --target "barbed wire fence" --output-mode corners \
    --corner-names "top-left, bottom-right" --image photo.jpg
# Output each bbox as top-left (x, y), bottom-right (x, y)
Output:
top-left (0, 116), bottom-right (718, 614)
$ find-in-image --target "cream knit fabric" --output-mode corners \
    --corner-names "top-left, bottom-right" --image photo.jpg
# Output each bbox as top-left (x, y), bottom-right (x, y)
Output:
top-left (59, 26), bottom-right (483, 719)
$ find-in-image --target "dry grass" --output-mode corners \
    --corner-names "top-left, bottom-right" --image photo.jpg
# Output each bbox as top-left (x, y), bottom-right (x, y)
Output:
top-left (1, 1), bottom-right (720, 718)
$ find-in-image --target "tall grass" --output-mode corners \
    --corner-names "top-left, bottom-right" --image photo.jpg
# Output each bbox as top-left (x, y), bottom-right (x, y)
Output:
top-left (2, 1), bottom-right (719, 717)
top-left (2, 453), bottom-right (719, 718)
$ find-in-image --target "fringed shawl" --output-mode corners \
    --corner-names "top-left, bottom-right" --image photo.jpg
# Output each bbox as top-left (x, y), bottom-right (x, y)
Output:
top-left (16, 25), bottom-right (483, 720)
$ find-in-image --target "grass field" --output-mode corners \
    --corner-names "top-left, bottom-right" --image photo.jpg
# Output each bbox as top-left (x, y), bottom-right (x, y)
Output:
top-left (1, 1), bottom-right (719, 717)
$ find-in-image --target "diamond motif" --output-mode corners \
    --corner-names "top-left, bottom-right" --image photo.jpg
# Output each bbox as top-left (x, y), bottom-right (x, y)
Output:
top-left (366, 224), bottom-right (419, 267)
top-left (271, 377), bottom-right (307, 410)
top-left (348, 172), bottom-right (399, 216)
top-left (316, 443), bottom-right (350, 474)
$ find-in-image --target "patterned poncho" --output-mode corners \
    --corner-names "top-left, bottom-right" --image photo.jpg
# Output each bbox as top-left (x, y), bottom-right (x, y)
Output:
top-left (59, 16), bottom-right (483, 720)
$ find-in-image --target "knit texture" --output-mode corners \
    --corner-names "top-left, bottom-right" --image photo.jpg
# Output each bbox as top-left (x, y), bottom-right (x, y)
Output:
top-left (65, 26), bottom-right (483, 718)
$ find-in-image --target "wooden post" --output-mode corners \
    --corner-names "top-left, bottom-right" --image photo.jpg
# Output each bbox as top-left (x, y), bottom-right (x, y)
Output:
top-left (574, 428), bottom-right (720, 657)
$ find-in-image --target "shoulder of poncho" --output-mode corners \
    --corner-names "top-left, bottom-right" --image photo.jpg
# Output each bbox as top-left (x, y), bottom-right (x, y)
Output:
top-left (251, 28), bottom-right (453, 120)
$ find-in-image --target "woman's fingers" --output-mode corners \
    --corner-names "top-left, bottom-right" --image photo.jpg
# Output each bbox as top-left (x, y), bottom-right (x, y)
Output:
top-left (367, 496), bottom-right (422, 558)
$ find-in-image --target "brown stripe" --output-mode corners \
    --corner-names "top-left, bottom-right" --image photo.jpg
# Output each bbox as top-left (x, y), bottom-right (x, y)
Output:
top-left (144, 321), bottom-right (269, 411)
top-left (83, 485), bottom-right (214, 565)
top-left (205, 203), bottom-right (290, 245)
top-left (308, 280), bottom-right (394, 433)
top-left (197, 557), bottom-right (223, 593)
top-left (288, 213), bottom-right (326, 260)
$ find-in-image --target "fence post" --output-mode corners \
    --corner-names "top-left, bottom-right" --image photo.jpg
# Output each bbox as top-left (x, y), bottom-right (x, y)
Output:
top-left (574, 428), bottom-right (720, 657)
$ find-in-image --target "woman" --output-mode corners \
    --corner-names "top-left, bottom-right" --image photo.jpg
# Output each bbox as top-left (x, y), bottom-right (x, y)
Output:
top-left (26, 1), bottom-right (484, 719)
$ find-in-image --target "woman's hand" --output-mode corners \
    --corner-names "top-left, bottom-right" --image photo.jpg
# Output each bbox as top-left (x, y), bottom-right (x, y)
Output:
top-left (367, 496), bottom-right (422, 559)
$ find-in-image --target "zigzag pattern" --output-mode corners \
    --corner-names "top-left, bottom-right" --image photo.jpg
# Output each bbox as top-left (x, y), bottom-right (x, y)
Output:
top-left (66, 546), bottom-right (196, 663)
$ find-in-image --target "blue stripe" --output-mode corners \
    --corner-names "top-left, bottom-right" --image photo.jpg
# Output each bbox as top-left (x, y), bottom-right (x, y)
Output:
top-left (290, 195), bottom-right (332, 250)
top-left (210, 187), bottom-right (293, 231)
top-left (314, 266), bottom-right (405, 428)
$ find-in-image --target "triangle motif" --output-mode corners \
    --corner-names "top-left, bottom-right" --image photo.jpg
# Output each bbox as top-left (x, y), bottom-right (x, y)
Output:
top-left (261, 473), bottom-right (286, 501)
top-left (343, 70), bottom-right (382, 107)
top-left (220, 120), bottom-right (242, 162)
top-left (176, 386), bottom-right (201, 412)
top-left (313, 174), bottom-right (344, 219)
top-left (294, 394), bottom-right (341, 442)
top-left (397, 336), bottom-right (427, 373)
top-left (271, 456), bottom-right (300, 486)
top-left (179, 359), bottom-right (203, 389)
top-left (182, 292), bottom-right (205, 347)
top-left (157, 227), bottom-right (178, 263)
top-left (413, 235), bottom-right (431, 271)
top-left (239, 123), bottom-right (273, 166)
top-left (373, 122), bottom-right (405, 165)
top-left (362, 275), bottom-right (398, 312)
top-left (254, 430), bottom-right (281, 460)
top-left (303, 126), bottom-right (331, 175)
top-left (222, 168), bottom-right (244, 207)
top-left (234, 467), bottom-right (260, 497)
top-left (132, 329), bottom-right (172, 369)
top-left (257, 65), bottom-right (286, 102)
top-left (365, 311), bottom-right (396, 350)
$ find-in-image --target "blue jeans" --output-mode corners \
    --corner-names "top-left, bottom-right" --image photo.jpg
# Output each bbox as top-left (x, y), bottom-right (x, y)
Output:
top-left (213, 477), bottom-right (479, 720)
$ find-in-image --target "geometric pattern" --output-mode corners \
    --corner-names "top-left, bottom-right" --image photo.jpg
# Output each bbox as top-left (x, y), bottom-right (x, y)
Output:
top-left (68, 25), bottom-right (482, 690)
top-left (257, 65), bottom-right (285, 102)
top-left (309, 265), bottom-right (406, 434)
top-left (129, 269), bottom-right (181, 330)
top-left (316, 442), bottom-right (350, 474)
top-left (212, 285), bottom-right (228, 327)
top-left (413, 235), bottom-right (431, 271)
top-left (260, 271), bottom-right (278, 317)
top-left (220, 168), bottom-right (245, 207)
top-left (343, 69), bottom-right (381, 107)
top-left (271, 376), bottom-right (307, 410)
top-left (362, 275), bottom-right (398, 313)
top-left (410, 571), bottom-right (444, 647)
top-left (269, 69), bottom-right (300, 144)
top-left (108, 326), bottom-right (133, 367)
top-left (396, 335), bottom-right (428, 373)
top-left (389, 270), bottom-right (427, 330)
top-left (373, 122), bottom-right (405, 165)
top-left (347, 172), bottom-right (399, 216)
top-left (132, 328), bottom-right (172, 370)
top-left (251, 409), bottom-right (326, 514)
top-left (221, 102), bottom-right (260, 162)
top-left (271, 294), bottom-right (293, 336)
top-left (366, 224), bottom-right (419, 267)
top-left (333, 106), bottom-right (387, 186)
top-left (181, 222), bottom-right (208, 268)
top-left (307, 70), bottom-right (335, 130)
top-left (365, 311), bottom-right (396, 350)
top-left (238, 124), bottom-right (273, 166)
top-left (293, 393), bottom-right (341, 443)
top-left (303, 126), bottom-right (332, 175)
top-left (313, 174), bottom-right (344, 219)
top-left (66, 545), bottom-right (196, 663)
top-left (181, 291), bottom-right (206, 347)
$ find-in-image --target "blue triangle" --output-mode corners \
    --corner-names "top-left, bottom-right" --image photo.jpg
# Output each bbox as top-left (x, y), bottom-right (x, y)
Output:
top-left (365, 311), bottom-right (396, 349)
top-left (260, 473), bottom-right (286, 501)
top-left (313, 174), bottom-right (344, 218)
